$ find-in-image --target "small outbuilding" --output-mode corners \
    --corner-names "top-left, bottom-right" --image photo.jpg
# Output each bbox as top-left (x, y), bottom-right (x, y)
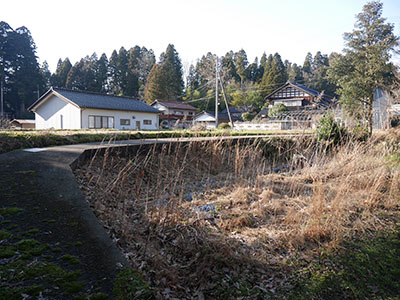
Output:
top-left (28, 88), bottom-right (161, 130)
top-left (10, 119), bottom-right (35, 129)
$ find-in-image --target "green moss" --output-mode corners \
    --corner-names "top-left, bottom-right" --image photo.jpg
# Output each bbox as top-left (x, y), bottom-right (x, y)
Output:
top-left (0, 207), bottom-right (23, 216)
top-left (16, 239), bottom-right (40, 251)
top-left (14, 170), bottom-right (35, 176)
top-left (0, 229), bottom-right (11, 240)
top-left (52, 247), bottom-right (62, 253)
top-left (61, 254), bottom-right (80, 265)
top-left (24, 285), bottom-right (44, 297)
top-left (113, 268), bottom-right (153, 300)
top-left (0, 245), bottom-right (16, 258)
top-left (89, 293), bottom-right (109, 300)
top-left (75, 241), bottom-right (83, 247)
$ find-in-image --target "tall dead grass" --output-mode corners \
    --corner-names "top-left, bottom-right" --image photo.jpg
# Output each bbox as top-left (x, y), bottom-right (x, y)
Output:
top-left (74, 132), bottom-right (400, 298)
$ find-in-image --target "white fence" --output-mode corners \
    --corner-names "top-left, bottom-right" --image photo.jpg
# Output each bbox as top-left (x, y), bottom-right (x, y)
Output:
top-left (234, 120), bottom-right (314, 131)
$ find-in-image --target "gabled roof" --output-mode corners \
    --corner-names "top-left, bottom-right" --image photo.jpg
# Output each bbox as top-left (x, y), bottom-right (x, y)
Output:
top-left (11, 119), bottom-right (35, 124)
top-left (151, 100), bottom-right (197, 111)
top-left (194, 111), bottom-right (241, 121)
top-left (265, 81), bottom-right (333, 103)
top-left (221, 106), bottom-right (249, 114)
top-left (29, 88), bottom-right (161, 114)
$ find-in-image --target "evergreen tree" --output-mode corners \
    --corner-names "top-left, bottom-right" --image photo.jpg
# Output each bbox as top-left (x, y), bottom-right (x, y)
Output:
top-left (125, 46), bottom-right (141, 97)
top-left (66, 58), bottom-right (86, 90)
top-left (260, 53), bottom-right (287, 97)
top-left (327, 1), bottom-right (399, 134)
top-left (287, 63), bottom-right (303, 83)
top-left (246, 57), bottom-right (259, 83)
top-left (108, 50), bottom-right (119, 94)
top-left (221, 51), bottom-right (238, 84)
top-left (144, 44), bottom-right (184, 102)
top-left (12, 26), bottom-right (41, 115)
top-left (116, 47), bottom-right (129, 95)
top-left (309, 51), bottom-right (336, 95)
top-left (234, 49), bottom-right (248, 86)
top-left (50, 59), bottom-right (62, 87)
top-left (0, 22), bottom-right (41, 117)
top-left (96, 53), bottom-right (108, 93)
top-left (39, 61), bottom-right (51, 91)
top-left (52, 58), bottom-right (72, 88)
top-left (302, 52), bottom-right (313, 86)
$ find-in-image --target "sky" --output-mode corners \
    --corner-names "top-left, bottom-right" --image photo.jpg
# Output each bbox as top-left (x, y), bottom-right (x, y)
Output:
top-left (2, 0), bottom-right (400, 73)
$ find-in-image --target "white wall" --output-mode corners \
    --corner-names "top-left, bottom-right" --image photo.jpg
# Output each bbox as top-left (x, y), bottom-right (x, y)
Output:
top-left (153, 102), bottom-right (195, 117)
top-left (234, 122), bottom-right (283, 131)
top-left (81, 108), bottom-right (159, 130)
top-left (34, 95), bottom-right (81, 129)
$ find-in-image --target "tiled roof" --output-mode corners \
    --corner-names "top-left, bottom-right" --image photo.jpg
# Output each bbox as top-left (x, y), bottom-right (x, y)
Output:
top-left (153, 100), bottom-right (197, 111)
top-left (29, 88), bottom-right (160, 114)
top-left (265, 81), bottom-right (334, 103)
top-left (221, 106), bottom-right (249, 114)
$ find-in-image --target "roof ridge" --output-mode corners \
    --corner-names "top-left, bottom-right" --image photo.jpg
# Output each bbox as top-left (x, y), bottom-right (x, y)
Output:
top-left (53, 87), bottom-right (143, 101)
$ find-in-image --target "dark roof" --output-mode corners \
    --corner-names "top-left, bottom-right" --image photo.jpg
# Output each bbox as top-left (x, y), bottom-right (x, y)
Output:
top-left (221, 106), bottom-right (248, 114)
top-left (152, 100), bottom-right (196, 111)
top-left (29, 88), bottom-right (160, 114)
top-left (265, 81), bottom-right (334, 104)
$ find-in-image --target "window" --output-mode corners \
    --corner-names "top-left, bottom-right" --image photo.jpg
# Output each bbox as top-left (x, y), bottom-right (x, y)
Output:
top-left (143, 120), bottom-right (152, 125)
top-left (188, 112), bottom-right (193, 115)
top-left (120, 119), bottom-right (130, 126)
top-left (88, 115), bottom-right (114, 129)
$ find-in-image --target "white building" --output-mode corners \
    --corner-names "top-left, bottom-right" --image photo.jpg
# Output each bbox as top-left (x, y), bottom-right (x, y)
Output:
top-left (29, 88), bottom-right (161, 130)
top-left (151, 100), bottom-right (196, 129)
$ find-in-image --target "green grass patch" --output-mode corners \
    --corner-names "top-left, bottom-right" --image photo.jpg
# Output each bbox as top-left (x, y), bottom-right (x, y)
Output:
top-left (288, 226), bottom-right (400, 299)
top-left (113, 268), bottom-right (153, 300)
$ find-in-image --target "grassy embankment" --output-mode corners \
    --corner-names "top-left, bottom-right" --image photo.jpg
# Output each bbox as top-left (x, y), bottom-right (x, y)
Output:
top-left (74, 130), bottom-right (400, 299)
top-left (0, 129), bottom-right (311, 154)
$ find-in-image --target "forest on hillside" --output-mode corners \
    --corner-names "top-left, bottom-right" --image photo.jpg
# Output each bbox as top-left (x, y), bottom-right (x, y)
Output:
top-left (0, 20), bottom-right (336, 118)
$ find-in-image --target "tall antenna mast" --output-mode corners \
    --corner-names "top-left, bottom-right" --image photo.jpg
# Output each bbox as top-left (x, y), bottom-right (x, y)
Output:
top-left (215, 55), bottom-right (218, 128)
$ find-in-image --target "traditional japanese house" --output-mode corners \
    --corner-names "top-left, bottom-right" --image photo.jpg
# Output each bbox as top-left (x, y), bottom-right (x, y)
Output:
top-left (265, 81), bottom-right (334, 110)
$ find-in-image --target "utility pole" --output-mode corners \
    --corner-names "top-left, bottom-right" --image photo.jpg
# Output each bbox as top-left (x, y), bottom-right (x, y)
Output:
top-left (219, 76), bottom-right (233, 128)
top-left (215, 56), bottom-right (218, 128)
top-left (0, 61), bottom-right (3, 118)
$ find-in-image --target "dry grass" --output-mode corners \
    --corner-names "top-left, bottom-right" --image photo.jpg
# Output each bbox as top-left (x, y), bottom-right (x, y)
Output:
top-left (74, 131), bottom-right (400, 299)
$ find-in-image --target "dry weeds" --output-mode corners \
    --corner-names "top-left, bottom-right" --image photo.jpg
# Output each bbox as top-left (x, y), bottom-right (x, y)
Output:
top-left (74, 132), bottom-right (400, 299)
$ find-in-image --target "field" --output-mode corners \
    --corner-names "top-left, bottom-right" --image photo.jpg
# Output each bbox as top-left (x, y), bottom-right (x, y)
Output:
top-left (73, 130), bottom-right (400, 299)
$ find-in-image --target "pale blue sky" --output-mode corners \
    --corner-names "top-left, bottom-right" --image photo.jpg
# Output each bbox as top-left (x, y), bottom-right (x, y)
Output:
top-left (3, 0), bottom-right (400, 72)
